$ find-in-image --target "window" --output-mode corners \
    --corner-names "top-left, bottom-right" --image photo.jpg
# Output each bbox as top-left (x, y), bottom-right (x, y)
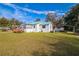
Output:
top-left (42, 25), bottom-right (46, 28)
top-left (34, 25), bottom-right (35, 28)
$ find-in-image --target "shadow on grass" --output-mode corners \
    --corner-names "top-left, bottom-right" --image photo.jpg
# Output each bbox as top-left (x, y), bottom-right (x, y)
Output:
top-left (61, 32), bottom-right (79, 36)
top-left (49, 41), bottom-right (79, 56)
top-left (32, 36), bottom-right (79, 56)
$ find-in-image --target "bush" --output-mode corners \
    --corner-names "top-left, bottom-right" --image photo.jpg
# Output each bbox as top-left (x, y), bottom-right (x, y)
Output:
top-left (12, 28), bottom-right (23, 33)
top-left (50, 31), bottom-right (53, 33)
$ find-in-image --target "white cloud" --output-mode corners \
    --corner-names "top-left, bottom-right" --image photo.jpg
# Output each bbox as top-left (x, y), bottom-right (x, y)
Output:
top-left (2, 3), bottom-right (65, 22)
top-left (20, 7), bottom-right (56, 15)
top-left (57, 12), bottom-right (65, 16)
top-left (3, 3), bottom-right (56, 15)
top-left (3, 3), bottom-right (19, 18)
top-left (3, 3), bottom-right (27, 19)
top-left (4, 3), bottom-right (17, 10)
top-left (3, 3), bottom-right (65, 16)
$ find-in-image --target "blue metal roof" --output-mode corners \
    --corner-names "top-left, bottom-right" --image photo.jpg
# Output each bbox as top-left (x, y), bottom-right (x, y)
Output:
top-left (26, 21), bottom-right (51, 25)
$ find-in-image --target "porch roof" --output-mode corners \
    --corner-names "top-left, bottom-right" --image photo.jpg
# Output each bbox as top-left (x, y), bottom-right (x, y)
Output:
top-left (26, 21), bottom-right (51, 25)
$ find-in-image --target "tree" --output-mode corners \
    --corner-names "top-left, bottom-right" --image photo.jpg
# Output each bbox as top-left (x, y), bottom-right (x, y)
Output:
top-left (0, 17), bottom-right (23, 31)
top-left (46, 13), bottom-right (57, 32)
top-left (10, 18), bottom-right (22, 29)
top-left (64, 4), bottom-right (79, 32)
top-left (0, 17), bottom-right (9, 27)
top-left (58, 16), bottom-right (65, 27)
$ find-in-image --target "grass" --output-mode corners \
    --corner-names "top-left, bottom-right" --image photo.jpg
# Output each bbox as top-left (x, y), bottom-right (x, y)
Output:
top-left (0, 31), bottom-right (79, 56)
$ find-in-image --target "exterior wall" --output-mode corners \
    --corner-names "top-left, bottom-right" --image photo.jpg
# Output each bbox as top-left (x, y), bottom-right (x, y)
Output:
top-left (49, 23), bottom-right (53, 31)
top-left (24, 23), bottom-right (53, 32)
top-left (24, 25), bottom-right (34, 32)
top-left (41, 24), bottom-right (51, 32)
top-left (35, 24), bottom-right (41, 32)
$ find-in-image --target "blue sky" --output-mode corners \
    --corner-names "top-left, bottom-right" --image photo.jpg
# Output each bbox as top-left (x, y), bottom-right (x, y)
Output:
top-left (0, 3), bottom-right (76, 23)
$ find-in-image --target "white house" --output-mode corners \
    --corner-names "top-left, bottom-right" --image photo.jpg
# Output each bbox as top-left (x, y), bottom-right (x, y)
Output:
top-left (24, 21), bottom-right (53, 32)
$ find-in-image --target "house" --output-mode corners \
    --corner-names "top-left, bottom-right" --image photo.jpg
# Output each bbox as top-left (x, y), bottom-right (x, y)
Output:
top-left (24, 21), bottom-right (53, 32)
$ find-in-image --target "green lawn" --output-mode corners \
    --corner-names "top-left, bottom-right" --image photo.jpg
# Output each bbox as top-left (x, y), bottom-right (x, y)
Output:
top-left (0, 31), bottom-right (79, 56)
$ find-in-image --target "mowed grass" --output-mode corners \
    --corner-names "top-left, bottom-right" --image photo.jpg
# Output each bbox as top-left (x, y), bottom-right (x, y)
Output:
top-left (0, 31), bottom-right (79, 56)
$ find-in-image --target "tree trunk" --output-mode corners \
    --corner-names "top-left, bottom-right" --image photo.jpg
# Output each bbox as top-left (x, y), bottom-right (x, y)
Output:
top-left (53, 25), bottom-right (56, 32)
top-left (73, 26), bottom-right (76, 32)
top-left (53, 28), bottom-right (56, 32)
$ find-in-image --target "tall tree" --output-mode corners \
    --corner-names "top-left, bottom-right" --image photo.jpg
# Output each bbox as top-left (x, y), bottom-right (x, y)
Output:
top-left (64, 4), bottom-right (79, 32)
top-left (11, 18), bottom-right (22, 29)
top-left (0, 17), bottom-right (23, 30)
top-left (46, 13), bottom-right (57, 32)
top-left (58, 16), bottom-right (65, 27)
top-left (0, 17), bottom-right (9, 27)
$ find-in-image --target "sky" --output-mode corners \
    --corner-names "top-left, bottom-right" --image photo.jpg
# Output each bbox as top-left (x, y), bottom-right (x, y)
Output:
top-left (0, 3), bottom-right (76, 23)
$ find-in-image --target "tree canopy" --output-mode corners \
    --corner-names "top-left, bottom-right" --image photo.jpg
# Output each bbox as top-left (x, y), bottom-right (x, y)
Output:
top-left (64, 4), bottom-right (79, 32)
top-left (0, 17), bottom-right (22, 27)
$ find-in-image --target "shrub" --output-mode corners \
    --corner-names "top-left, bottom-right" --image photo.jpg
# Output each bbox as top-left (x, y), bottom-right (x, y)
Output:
top-left (12, 28), bottom-right (23, 33)
top-left (50, 31), bottom-right (53, 33)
